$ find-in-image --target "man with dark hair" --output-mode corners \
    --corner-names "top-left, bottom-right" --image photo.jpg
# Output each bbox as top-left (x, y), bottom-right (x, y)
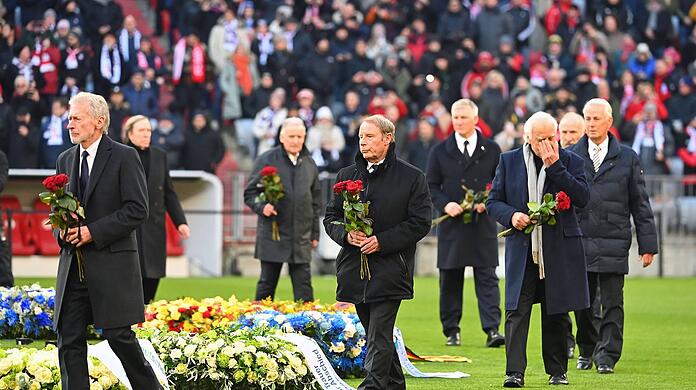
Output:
top-left (325, 115), bottom-right (432, 389)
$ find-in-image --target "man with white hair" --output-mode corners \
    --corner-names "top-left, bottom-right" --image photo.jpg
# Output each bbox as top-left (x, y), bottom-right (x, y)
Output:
top-left (487, 111), bottom-right (590, 387)
top-left (559, 112), bottom-right (585, 149)
top-left (54, 92), bottom-right (162, 389)
top-left (570, 98), bottom-right (657, 374)
top-left (244, 117), bottom-right (321, 302)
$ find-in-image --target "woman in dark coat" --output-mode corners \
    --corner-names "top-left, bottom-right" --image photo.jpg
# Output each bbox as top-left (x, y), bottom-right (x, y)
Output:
top-left (123, 115), bottom-right (189, 303)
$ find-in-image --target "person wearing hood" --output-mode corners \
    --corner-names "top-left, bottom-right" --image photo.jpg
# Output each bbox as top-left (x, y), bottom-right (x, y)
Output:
top-left (306, 106), bottom-right (345, 173)
top-left (122, 115), bottom-right (189, 303)
top-left (244, 117), bottom-right (321, 302)
top-left (324, 115), bottom-right (432, 390)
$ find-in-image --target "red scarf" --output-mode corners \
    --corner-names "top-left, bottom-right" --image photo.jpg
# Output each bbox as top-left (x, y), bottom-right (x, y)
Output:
top-left (173, 38), bottom-right (206, 85)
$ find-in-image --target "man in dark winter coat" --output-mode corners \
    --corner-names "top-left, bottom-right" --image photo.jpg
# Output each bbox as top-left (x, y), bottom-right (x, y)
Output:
top-left (427, 99), bottom-right (504, 348)
top-left (571, 98), bottom-right (657, 374)
top-left (324, 115), bottom-right (432, 390)
top-left (244, 117), bottom-right (321, 302)
top-left (487, 111), bottom-right (590, 387)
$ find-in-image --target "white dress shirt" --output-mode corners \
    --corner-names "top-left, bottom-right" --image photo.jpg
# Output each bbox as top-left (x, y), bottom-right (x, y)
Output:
top-left (588, 136), bottom-right (609, 167)
top-left (287, 152), bottom-right (299, 166)
top-left (367, 158), bottom-right (385, 173)
top-left (455, 131), bottom-right (477, 157)
top-left (79, 136), bottom-right (103, 177)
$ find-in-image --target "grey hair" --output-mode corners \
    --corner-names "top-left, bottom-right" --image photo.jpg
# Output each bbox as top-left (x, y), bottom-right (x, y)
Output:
top-left (451, 98), bottom-right (479, 117)
top-left (583, 98), bottom-right (612, 118)
top-left (69, 92), bottom-right (110, 134)
top-left (122, 114), bottom-right (150, 142)
top-left (279, 117), bottom-right (306, 136)
top-left (361, 114), bottom-right (395, 143)
top-left (523, 111), bottom-right (558, 140)
top-left (559, 112), bottom-right (586, 131)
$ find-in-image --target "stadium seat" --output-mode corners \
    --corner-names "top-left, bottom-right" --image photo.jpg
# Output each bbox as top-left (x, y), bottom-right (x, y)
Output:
top-left (31, 199), bottom-right (61, 256)
top-left (0, 196), bottom-right (36, 256)
top-left (166, 214), bottom-right (185, 256)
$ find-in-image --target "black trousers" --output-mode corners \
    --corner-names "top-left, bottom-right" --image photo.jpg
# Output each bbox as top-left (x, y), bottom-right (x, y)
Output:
top-left (439, 266), bottom-right (501, 337)
top-left (58, 260), bottom-right (161, 390)
top-left (505, 258), bottom-right (568, 376)
top-left (575, 272), bottom-right (625, 367)
top-left (142, 277), bottom-right (160, 304)
top-left (255, 261), bottom-right (314, 301)
top-left (355, 300), bottom-right (405, 390)
top-left (565, 284), bottom-right (602, 349)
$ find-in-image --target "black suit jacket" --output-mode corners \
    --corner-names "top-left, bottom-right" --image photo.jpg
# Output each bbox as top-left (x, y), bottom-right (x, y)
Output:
top-left (427, 131), bottom-right (501, 268)
top-left (54, 135), bottom-right (149, 330)
top-left (138, 146), bottom-right (187, 278)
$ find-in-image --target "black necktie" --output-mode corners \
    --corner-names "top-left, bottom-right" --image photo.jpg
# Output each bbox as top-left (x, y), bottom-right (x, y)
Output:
top-left (462, 140), bottom-right (470, 162)
top-left (79, 151), bottom-right (89, 201)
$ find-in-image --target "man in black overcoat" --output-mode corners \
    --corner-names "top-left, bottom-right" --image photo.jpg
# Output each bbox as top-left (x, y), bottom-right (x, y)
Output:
top-left (122, 115), bottom-right (189, 304)
top-left (55, 92), bottom-right (162, 389)
top-left (487, 111), bottom-right (590, 387)
top-left (324, 115), bottom-right (432, 390)
top-left (244, 117), bottom-right (321, 302)
top-left (427, 98), bottom-right (504, 347)
top-left (571, 99), bottom-right (657, 374)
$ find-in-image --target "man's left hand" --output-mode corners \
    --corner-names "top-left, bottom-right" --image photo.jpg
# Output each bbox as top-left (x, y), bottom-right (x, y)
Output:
top-left (539, 139), bottom-right (560, 167)
top-left (361, 236), bottom-right (381, 254)
top-left (178, 224), bottom-right (191, 239)
top-left (311, 240), bottom-right (318, 248)
top-left (66, 226), bottom-right (92, 247)
top-left (474, 203), bottom-right (486, 213)
top-left (640, 253), bottom-right (655, 268)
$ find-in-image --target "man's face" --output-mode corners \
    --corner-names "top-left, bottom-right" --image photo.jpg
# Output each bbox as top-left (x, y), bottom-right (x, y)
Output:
top-left (559, 118), bottom-right (584, 148)
top-left (528, 120), bottom-right (557, 156)
top-left (128, 119), bottom-right (152, 149)
top-left (583, 104), bottom-right (612, 144)
top-left (359, 122), bottom-right (391, 162)
top-left (280, 124), bottom-right (306, 155)
top-left (192, 114), bottom-right (207, 130)
top-left (68, 101), bottom-right (103, 145)
top-left (52, 102), bottom-right (66, 117)
top-left (451, 105), bottom-right (477, 138)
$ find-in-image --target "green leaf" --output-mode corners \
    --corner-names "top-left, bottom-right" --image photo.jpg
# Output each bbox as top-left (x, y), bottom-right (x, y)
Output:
top-left (353, 203), bottom-right (364, 212)
top-left (540, 208), bottom-right (549, 217)
top-left (548, 216), bottom-right (557, 226)
top-left (364, 226), bottom-right (373, 236)
top-left (543, 193), bottom-right (553, 203)
top-left (524, 225), bottom-right (535, 234)
top-left (38, 192), bottom-right (53, 204)
top-left (527, 202), bottom-right (541, 213)
top-left (462, 213), bottom-right (472, 224)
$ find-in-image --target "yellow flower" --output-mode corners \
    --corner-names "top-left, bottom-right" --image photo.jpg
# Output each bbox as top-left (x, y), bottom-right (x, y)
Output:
top-left (34, 367), bottom-right (54, 384)
top-left (98, 374), bottom-right (114, 388)
top-left (175, 363), bottom-right (188, 375)
top-left (350, 347), bottom-right (363, 358)
top-left (0, 359), bottom-right (13, 376)
top-left (266, 369), bottom-right (279, 382)
top-left (247, 371), bottom-right (257, 383)
top-left (296, 364), bottom-right (308, 376)
top-left (28, 380), bottom-right (41, 390)
top-left (89, 381), bottom-right (103, 390)
top-left (330, 342), bottom-right (345, 353)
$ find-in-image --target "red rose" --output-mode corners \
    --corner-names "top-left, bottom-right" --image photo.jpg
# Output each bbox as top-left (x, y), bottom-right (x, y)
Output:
top-left (486, 182), bottom-right (492, 192)
top-left (345, 180), bottom-right (362, 195)
top-left (333, 180), bottom-right (347, 194)
top-left (42, 173), bottom-right (69, 192)
top-left (260, 165), bottom-right (278, 177)
top-left (555, 191), bottom-right (571, 211)
top-left (178, 307), bottom-right (188, 313)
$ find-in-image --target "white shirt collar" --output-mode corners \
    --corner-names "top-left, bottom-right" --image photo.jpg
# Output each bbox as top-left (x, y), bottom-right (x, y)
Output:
top-left (80, 135), bottom-right (102, 158)
top-left (367, 158), bottom-right (385, 172)
top-left (454, 131), bottom-right (477, 155)
top-left (287, 152), bottom-right (299, 165)
top-left (588, 136), bottom-right (609, 166)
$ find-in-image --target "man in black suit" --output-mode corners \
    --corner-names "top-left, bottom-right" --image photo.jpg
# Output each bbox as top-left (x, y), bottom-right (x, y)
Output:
top-left (122, 115), bottom-right (190, 304)
top-left (427, 99), bottom-right (504, 348)
top-left (55, 92), bottom-right (162, 389)
top-left (571, 98), bottom-right (657, 374)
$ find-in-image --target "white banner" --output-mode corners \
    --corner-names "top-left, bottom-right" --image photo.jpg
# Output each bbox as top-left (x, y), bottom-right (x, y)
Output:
top-left (393, 327), bottom-right (470, 379)
top-left (279, 333), bottom-right (355, 390)
top-left (87, 339), bottom-right (170, 390)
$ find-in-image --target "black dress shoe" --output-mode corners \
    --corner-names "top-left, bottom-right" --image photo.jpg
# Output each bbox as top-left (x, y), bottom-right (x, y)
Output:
top-left (597, 364), bottom-right (614, 374)
top-left (486, 329), bottom-right (505, 348)
top-left (549, 373), bottom-right (569, 385)
top-left (503, 373), bottom-right (524, 388)
top-left (576, 356), bottom-right (593, 370)
top-left (567, 346), bottom-right (575, 359)
top-left (446, 332), bottom-right (460, 346)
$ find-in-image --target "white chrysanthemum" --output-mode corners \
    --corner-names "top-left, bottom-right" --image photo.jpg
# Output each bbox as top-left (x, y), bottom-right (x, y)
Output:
top-left (183, 344), bottom-right (197, 357)
top-left (170, 348), bottom-right (182, 360)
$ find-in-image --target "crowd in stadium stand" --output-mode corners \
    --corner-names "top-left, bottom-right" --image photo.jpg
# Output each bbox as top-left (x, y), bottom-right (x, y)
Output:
top-left (1, 0), bottom-right (695, 178)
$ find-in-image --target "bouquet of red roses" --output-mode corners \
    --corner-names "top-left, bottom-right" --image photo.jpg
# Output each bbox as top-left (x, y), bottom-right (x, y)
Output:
top-left (432, 183), bottom-right (492, 226)
top-left (331, 180), bottom-right (374, 280)
top-left (497, 191), bottom-right (571, 238)
top-left (39, 174), bottom-right (87, 280)
top-left (255, 165), bottom-right (285, 241)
